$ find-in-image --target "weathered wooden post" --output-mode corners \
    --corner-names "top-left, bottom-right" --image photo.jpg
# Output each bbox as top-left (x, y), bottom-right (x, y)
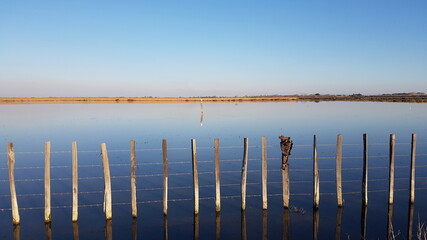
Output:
top-left (362, 133), bottom-right (368, 206)
top-left (336, 134), bottom-right (343, 207)
top-left (214, 138), bottom-right (221, 212)
top-left (409, 133), bottom-right (416, 204)
top-left (388, 134), bottom-right (395, 205)
top-left (162, 139), bottom-right (168, 216)
top-left (241, 138), bottom-right (249, 211)
top-left (261, 136), bottom-right (268, 210)
top-left (313, 135), bottom-right (320, 209)
top-left (130, 140), bottom-right (137, 218)
top-left (100, 143), bottom-right (112, 220)
top-left (191, 139), bottom-right (199, 215)
top-left (279, 136), bottom-right (293, 208)
top-left (8, 142), bottom-right (20, 225)
top-left (72, 141), bottom-right (78, 222)
top-left (44, 141), bottom-right (51, 223)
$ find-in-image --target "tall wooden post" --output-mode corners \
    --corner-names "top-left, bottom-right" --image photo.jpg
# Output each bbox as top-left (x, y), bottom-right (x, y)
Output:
top-left (72, 141), bottom-right (78, 222)
top-left (336, 134), bottom-right (343, 207)
top-left (214, 138), bottom-right (221, 212)
top-left (162, 139), bottom-right (168, 216)
top-left (130, 140), bottom-right (137, 218)
top-left (241, 138), bottom-right (249, 211)
top-left (313, 135), bottom-right (320, 209)
top-left (44, 141), bottom-right (51, 223)
top-left (8, 142), bottom-right (20, 225)
top-left (409, 133), bottom-right (416, 204)
top-left (261, 136), bottom-right (267, 210)
top-left (388, 134), bottom-right (395, 205)
top-left (362, 134), bottom-right (368, 206)
top-left (192, 139), bottom-right (199, 215)
top-left (279, 136), bottom-right (293, 208)
top-left (100, 143), bottom-right (112, 220)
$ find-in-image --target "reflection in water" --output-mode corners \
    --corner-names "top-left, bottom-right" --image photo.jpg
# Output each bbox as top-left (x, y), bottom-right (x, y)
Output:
top-left (241, 210), bottom-right (247, 240)
top-left (361, 205), bottom-right (368, 240)
top-left (387, 204), bottom-right (394, 239)
top-left (335, 207), bottom-right (343, 240)
top-left (13, 224), bottom-right (20, 240)
top-left (132, 218), bottom-right (137, 240)
top-left (45, 222), bottom-right (52, 240)
top-left (164, 215), bottom-right (168, 240)
top-left (105, 220), bottom-right (112, 240)
top-left (200, 99), bottom-right (204, 127)
top-left (262, 210), bottom-right (268, 240)
top-left (283, 208), bottom-right (290, 240)
top-left (408, 203), bottom-right (414, 240)
top-left (313, 208), bottom-right (319, 240)
top-left (194, 214), bottom-right (199, 240)
top-left (215, 212), bottom-right (221, 240)
top-left (72, 221), bottom-right (79, 240)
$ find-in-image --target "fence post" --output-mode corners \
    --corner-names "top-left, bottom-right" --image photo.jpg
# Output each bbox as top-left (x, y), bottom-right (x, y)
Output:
top-left (130, 140), bottom-right (137, 218)
top-left (388, 134), bottom-right (395, 205)
top-left (100, 143), bottom-right (112, 220)
top-left (162, 139), bottom-right (168, 216)
top-left (409, 133), bottom-right (416, 204)
top-left (44, 141), bottom-right (51, 223)
top-left (261, 136), bottom-right (267, 210)
top-left (7, 142), bottom-right (20, 225)
top-left (313, 135), bottom-right (320, 209)
top-left (72, 141), bottom-right (78, 222)
top-left (191, 139), bottom-right (199, 215)
top-left (336, 134), bottom-right (343, 207)
top-left (214, 138), bottom-right (221, 212)
top-left (279, 136), bottom-right (293, 208)
top-left (362, 134), bottom-right (368, 206)
top-left (241, 138), bottom-right (249, 211)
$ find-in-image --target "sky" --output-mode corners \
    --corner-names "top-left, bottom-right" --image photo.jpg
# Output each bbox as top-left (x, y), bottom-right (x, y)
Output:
top-left (0, 1), bottom-right (426, 97)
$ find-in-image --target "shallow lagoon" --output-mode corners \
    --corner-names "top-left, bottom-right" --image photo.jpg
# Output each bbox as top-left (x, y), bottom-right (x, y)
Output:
top-left (0, 102), bottom-right (426, 239)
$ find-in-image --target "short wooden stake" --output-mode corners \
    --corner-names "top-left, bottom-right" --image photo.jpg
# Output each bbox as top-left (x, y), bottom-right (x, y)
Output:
top-left (388, 134), bottom-right (395, 205)
top-left (336, 134), bottom-right (343, 207)
top-left (261, 136), bottom-right (268, 210)
top-left (100, 143), bottom-right (112, 220)
top-left (362, 133), bottom-right (368, 206)
top-left (130, 140), bottom-right (137, 218)
top-left (44, 141), bottom-right (51, 223)
top-left (214, 138), bottom-right (221, 212)
top-left (409, 133), bottom-right (416, 204)
top-left (7, 142), bottom-right (20, 225)
top-left (313, 135), bottom-right (320, 209)
top-left (191, 139), bottom-right (199, 215)
top-left (72, 141), bottom-right (78, 222)
top-left (241, 138), bottom-right (249, 211)
top-left (162, 139), bottom-right (168, 216)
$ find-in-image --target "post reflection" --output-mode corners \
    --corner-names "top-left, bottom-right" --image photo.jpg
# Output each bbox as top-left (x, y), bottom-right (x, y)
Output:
top-left (335, 207), bottom-right (343, 240)
top-left (132, 218), bottom-right (137, 240)
top-left (313, 208), bottom-right (319, 240)
top-left (283, 208), bottom-right (290, 240)
top-left (360, 204), bottom-right (368, 240)
top-left (194, 214), bottom-right (200, 240)
top-left (163, 215), bottom-right (168, 240)
top-left (408, 203), bottom-right (414, 240)
top-left (45, 222), bottom-right (52, 240)
top-left (215, 212), bottom-right (221, 240)
top-left (387, 204), bottom-right (393, 239)
top-left (262, 210), bottom-right (268, 240)
top-left (241, 210), bottom-right (247, 240)
top-left (105, 219), bottom-right (112, 240)
top-left (13, 224), bottom-right (20, 240)
top-left (72, 221), bottom-right (79, 240)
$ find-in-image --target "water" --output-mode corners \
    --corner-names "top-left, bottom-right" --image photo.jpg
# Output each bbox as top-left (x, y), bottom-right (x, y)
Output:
top-left (0, 101), bottom-right (426, 239)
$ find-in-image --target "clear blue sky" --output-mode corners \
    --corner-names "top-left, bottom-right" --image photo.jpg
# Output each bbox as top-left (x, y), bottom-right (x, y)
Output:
top-left (1, 1), bottom-right (426, 97)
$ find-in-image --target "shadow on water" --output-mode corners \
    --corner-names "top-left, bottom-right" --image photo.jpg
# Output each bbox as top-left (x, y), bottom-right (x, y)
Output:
top-left (105, 219), bottom-right (112, 240)
top-left (387, 204), bottom-right (394, 239)
top-left (361, 204), bottom-right (368, 240)
top-left (283, 208), bottom-right (290, 240)
top-left (164, 215), bottom-right (168, 240)
top-left (408, 203), bottom-right (414, 240)
top-left (216, 212), bottom-right (220, 240)
top-left (241, 210), bottom-right (246, 240)
top-left (262, 210), bottom-right (267, 240)
top-left (313, 208), bottom-right (319, 240)
top-left (335, 207), bottom-right (343, 240)
top-left (194, 214), bottom-right (199, 240)
top-left (45, 222), bottom-right (52, 240)
top-left (132, 218), bottom-right (137, 240)
top-left (72, 221), bottom-right (79, 240)
top-left (13, 224), bottom-right (20, 240)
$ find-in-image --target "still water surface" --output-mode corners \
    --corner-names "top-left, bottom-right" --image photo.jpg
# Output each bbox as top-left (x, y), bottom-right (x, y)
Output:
top-left (0, 102), bottom-right (426, 239)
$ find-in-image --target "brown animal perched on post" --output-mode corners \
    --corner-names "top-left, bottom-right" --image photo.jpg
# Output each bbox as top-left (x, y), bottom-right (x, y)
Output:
top-left (279, 136), bottom-right (293, 170)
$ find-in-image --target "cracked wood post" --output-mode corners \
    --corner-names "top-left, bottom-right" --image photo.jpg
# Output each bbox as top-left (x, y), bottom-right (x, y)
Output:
top-left (100, 143), bottom-right (112, 220)
top-left (279, 136), bottom-right (293, 208)
top-left (72, 141), bottom-right (78, 222)
top-left (241, 138), bottom-right (249, 211)
top-left (388, 134), bottom-right (395, 205)
top-left (191, 139), bottom-right (199, 215)
top-left (261, 136), bottom-right (267, 210)
top-left (336, 134), bottom-right (343, 207)
top-left (313, 135), bottom-right (320, 209)
top-left (162, 139), bottom-right (168, 215)
top-left (214, 138), bottom-right (221, 212)
top-left (130, 140), bottom-right (137, 218)
top-left (409, 133), bottom-right (416, 204)
top-left (8, 142), bottom-right (20, 225)
top-left (44, 141), bottom-right (51, 223)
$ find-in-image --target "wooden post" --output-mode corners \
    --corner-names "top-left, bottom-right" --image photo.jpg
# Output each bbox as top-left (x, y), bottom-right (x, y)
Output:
top-left (409, 133), bottom-right (416, 204)
top-left (130, 140), bottom-right (137, 218)
top-left (313, 135), bottom-right (320, 209)
top-left (362, 134), bottom-right (368, 206)
top-left (279, 136), bottom-right (293, 208)
top-left (214, 138), bottom-right (221, 212)
top-left (191, 139), bottom-right (199, 215)
top-left (44, 141), bottom-right (51, 223)
top-left (241, 138), bottom-right (249, 211)
top-left (100, 143), bottom-right (112, 220)
top-left (336, 134), bottom-right (343, 207)
top-left (388, 134), bottom-right (395, 205)
top-left (72, 141), bottom-right (78, 222)
top-left (162, 139), bottom-right (168, 216)
top-left (7, 142), bottom-right (20, 225)
top-left (261, 136), bottom-right (268, 210)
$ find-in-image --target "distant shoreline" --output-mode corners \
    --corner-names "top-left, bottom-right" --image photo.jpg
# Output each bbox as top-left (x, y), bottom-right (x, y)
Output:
top-left (1, 94), bottom-right (427, 104)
